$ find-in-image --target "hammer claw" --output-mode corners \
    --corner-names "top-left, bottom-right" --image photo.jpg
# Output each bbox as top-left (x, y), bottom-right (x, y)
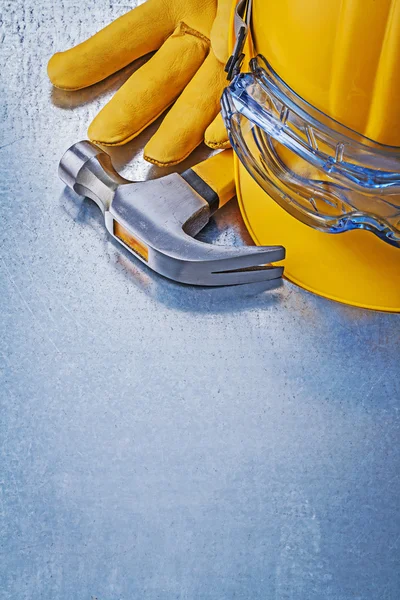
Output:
top-left (208, 265), bottom-right (284, 286)
top-left (204, 245), bottom-right (285, 272)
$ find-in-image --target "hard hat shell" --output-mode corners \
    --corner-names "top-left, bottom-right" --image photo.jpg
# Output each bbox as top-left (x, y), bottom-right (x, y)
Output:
top-left (252, 0), bottom-right (400, 146)
top-left (233, 0), bottom-right (400, 311)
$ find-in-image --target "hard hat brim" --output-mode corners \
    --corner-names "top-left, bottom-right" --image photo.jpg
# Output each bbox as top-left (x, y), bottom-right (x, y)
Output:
top-left (236, 156), bottom-right (400, 311)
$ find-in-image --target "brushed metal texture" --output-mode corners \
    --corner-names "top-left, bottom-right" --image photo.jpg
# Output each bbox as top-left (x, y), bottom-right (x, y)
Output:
top-left (1, 2), bottom-right (399, 599)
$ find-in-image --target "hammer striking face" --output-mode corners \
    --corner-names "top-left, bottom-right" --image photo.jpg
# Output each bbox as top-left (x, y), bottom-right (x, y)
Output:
top-left (58, 141), bottom-right (285, 286)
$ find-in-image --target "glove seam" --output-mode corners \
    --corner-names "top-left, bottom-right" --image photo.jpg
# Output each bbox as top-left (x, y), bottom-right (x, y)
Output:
top-left (176, 22), bottom-right (210, 46)
top-left (89, 101), bottom-right (177, 147)
top-left (51, 82), bottom-right (88, 92)
top-left (205, 140), bottom-right (231, 150)
top-left (143, 148), bottom-right (200, 167)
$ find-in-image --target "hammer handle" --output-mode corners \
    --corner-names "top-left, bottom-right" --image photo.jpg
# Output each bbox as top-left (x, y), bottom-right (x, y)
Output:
top-left (182, 150), bottom-right (235, 214)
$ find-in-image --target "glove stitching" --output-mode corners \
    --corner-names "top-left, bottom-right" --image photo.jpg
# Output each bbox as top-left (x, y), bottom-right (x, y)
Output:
top-left (143, 147), bottom-right (201, 167)
top-left (52, 82), bottom-right (89, 92)
top-left (206, 140), bottom-right (231, 150)
top-left (175, 22), bottom-right (210, 46)
top-left (89, 100), bottom-right (178, 147)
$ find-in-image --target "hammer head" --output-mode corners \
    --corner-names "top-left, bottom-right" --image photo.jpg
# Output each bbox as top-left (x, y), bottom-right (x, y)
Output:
top-left (59, 141), bottom-right (285, 287)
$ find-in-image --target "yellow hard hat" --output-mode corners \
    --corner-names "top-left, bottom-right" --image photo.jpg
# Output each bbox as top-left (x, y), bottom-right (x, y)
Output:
top-left (223, 0), bottom-right (400, 311)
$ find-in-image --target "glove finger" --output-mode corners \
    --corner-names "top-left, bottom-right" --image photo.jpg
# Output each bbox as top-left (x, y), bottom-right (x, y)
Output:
top-left (205, 112), bottom-right (230, 149)
top-left (144, 52), bottom-right (227, 166)
top-left (88, 24), bottom-right (210, 146)
top-left (48, 0), bottom-right (174, 91)
top-left (210, 0), bottom-right (232, 63)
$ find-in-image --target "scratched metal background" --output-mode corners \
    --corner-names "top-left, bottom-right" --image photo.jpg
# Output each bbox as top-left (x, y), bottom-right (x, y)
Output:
top-left (1, 1), bottom-right (400, 599)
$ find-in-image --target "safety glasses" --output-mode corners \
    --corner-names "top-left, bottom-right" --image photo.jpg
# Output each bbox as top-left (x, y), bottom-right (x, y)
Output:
top-left (222, 0), bottom-right (400, 247)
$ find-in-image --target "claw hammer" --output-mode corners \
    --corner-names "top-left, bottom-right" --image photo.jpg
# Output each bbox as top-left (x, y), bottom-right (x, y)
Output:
top-left (59, 141), bottom-right (285, 286)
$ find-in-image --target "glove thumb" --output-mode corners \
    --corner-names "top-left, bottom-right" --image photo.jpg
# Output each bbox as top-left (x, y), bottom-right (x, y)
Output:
top-left (210, 0), bottom-right (233, 63)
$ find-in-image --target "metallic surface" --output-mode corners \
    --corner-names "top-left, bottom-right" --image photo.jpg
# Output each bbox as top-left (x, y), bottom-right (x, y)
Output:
top-left (59, 141), bottom-right (284, 286)
top-left (1, 2), bottom-right (399, 599)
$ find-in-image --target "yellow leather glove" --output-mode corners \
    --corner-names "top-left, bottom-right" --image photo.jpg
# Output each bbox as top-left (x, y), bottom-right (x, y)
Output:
top-left (48, 0), bottom-right (232, 166)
